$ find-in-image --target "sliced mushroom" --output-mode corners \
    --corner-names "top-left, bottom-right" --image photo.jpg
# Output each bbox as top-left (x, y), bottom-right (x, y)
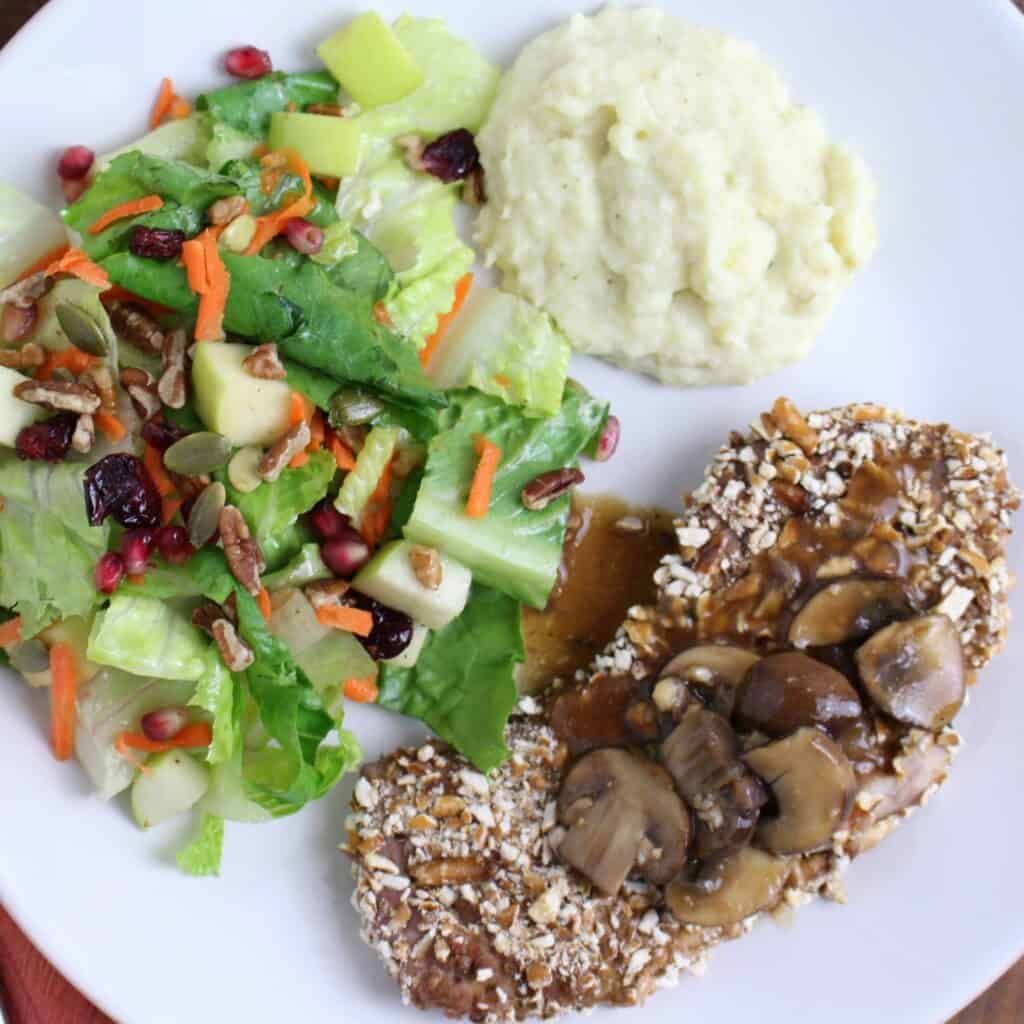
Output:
top-left (557, 749), bottom-right (690, 896)
top-left (734, 652), bottom-right (863, 737)
top-left (789, 579), bottom-right (910, 648)
top-left (855, 614), bottom-right (965, 731)
top-left (744, 728), bottom-right (857, 855)
top-left (665, 846), bottom-right (791, 928)
top-left (655, 645), bottom-right (760, 718)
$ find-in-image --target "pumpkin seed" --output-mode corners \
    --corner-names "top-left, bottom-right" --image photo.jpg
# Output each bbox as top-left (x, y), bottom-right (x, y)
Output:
top-left (227, 445), bottom-right (264, 494)
top-left (164, 431), bottom-right (233, 476)
top-left (55, 302), bottom-right (109, 356)
top-left (187, 481), bottom-right (226, 548)
top-left (330, 388), bottom-right (384, 426)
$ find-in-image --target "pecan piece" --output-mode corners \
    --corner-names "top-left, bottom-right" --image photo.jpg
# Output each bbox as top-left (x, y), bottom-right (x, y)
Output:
top-left (304, 102), bottom-right (344, 117)
top-left (105, 299), bottom-right (165, 354)
top-left (409, 857), bottom-right (492, 886)
top-left (192, 599), bottom-right (237, 636)
top-left (304, 579), bottom-right (350, 610)
top-left (219, 505), bottom-right (265, 595)
top-left (462, 164), bottom-right (486, 206)
top-left (408, 544), bottom-right (442, 590)
top-left (211, 618), bottom-right (254, 672)
top-left (207, 195), bottom-right (249, 226)
top-left (79, 364), bottom-right (117, 412)
top-left (1, 305), bottom-right (39, 344)
top-left (158, 328), bottom-right (188, 409)
top-left (71, 413), bottom-right (95, 454)
top-left (13, 379), bottom-right (101, 414)
top-left (396, 134), bottom-right (426, 172)
top-left (521, 467), bottom-right (585, 511)
top-left (0, 272), bottom-right (52, 309)
top-left (258, 420), bottom-right (311, 483)
top-left (771, 397), bottom-right (819, 455)
top-left (243, 342), bottom-right (287, 381)
top-left (119, 367), bottom-right (161, 420)
top-left (0, 342), bottom-right (45, 371)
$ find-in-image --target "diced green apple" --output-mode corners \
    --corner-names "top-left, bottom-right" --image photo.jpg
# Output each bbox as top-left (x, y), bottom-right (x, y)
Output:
top-left (268, 112), bottom-right (363, 178)
top-left (131, 750), bottom-right (211, 829)
top-left (192, 341), bottom-right (293, 446)
top-left (317, 13), bottom-right (425, 109)
top-left (354, 540), bottom-right (471, 629)
top-left (98, 113), bottom-right (213, 171)
top-left (0, 366), bottom-right (45, 447)
top-left (0, 181), bottom-right (67, 290)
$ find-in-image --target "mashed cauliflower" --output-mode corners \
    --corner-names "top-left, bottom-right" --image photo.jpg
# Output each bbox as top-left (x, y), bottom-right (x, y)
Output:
top-left (476, 8), bottom-right (878, 387)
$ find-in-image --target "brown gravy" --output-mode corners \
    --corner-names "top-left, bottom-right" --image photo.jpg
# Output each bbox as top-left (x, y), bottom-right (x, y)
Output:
top-left (520, 494), bottom-right (677, 693)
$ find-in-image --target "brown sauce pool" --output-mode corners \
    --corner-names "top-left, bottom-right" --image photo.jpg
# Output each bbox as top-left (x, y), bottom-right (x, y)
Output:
top-left (520, 494), bottom-right (677, 694)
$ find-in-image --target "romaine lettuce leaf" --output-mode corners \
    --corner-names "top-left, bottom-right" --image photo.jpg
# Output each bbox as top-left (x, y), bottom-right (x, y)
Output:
top-left (261, 544), bottom-right (331, 592)
top-left (0, 456), bottom-right (109, 637)
top-left (189, 650), bottom-right (239, 765)
top-left (99, 114), bottom-right (214, 171)
top-left (404, 385), bottom-right (609, 608)
top-left (334, 426), bottom-right (398, 525)
top-left (176, 814), bottom-right (225, 877)
top-left (218, 157), bottom-right (338, 228)
top-left (378, 584), bottom-right (522, 772)
top-left (119, 547), bottom-right (235, 605)
top-left (197, 71), bottom-right (339, 139)
top-left (205, 121), bottom-right (260, 172)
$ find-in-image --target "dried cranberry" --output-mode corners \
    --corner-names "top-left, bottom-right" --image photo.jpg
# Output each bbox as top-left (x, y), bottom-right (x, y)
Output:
top-left (308, 498), bottom-right (348, 541)
top-left (95, 552), bottom-right (125, 594)
top-left (283, 219), bottom-right (324, 255)
top-left (224, 46), bottom-right (272, 80)
top-left (420, 129), bottom-right (480, 183)
top-left (345, 590), bottom-right (413, 661)
top-left (120, 528), bottom-right (155, 574)
top-left (130, 227), bottom-right (186, 261)
top-left (141, 419), bottom-right (189, 452)
top-left (84, 454), bottom-right (162, 529)
top-left (57, 145), bottom-right (95, 181)
top-left (154, 525), bottom-right (194, 565)
top-left (16, 413), bottom-right (76, 463)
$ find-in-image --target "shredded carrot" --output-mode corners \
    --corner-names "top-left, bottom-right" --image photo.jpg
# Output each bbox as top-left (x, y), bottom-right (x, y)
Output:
top-left (344, 675), bottom-right (379, 703)
top-left (116, 721), bottom-right (213, 755)
top-left (49, 642), bottom-right (78, 762)
top-left (315, 604), bottom-right (374, 637)
top-left (307, 411), bottom-right (325, 452)
top-left (328, 432), bottom-right (357, 472)
top-left (420, 272), bottom-right (473, 368)
top-left (161, 493), bottom-right (184, 526)
top-left (252, 143), bottom-right (269, 158)
top-left (143, 443), bottom-right (176, 497)
top-left (0, 616), bottom-right (22, 647)
top-left (89, 194), bottom-right (164, 235)
top-left (170, 96), bottom-right (193, 120)
top-left (45, 248), bottom-right (109, 289)
top-left (373, 302), bottom-right (393, 327)
top-left (288, 450), bottom-right (310, 469)
top-left (192, 229), bottom-right (229, 342)
top-left (466, 435), bottom-right (501, 520)
top-left (127, 573), bottom-right (146, 587)
top-left (288, 391), bottom-right (309, 427)
top-left (493, 374), bottom-right (510, 389)
top-left (257, 587), bottom-right (273, 622)
top-left (17, 244), bottom-right (70, 282)
top-left (94, 410), bottom-right (127, 442)
top-left (113, 735), bottom-right (150, 774)
top-left (37, 347), bottom-right (99, 381)
top-left (244, 149), bottom-right (315, 255)
top-left (181, 238), bottom-right (209, 294)
top-left (150, 77), bottom-right (176, 130)
top-left (361, 497), bottom-right (393, 550)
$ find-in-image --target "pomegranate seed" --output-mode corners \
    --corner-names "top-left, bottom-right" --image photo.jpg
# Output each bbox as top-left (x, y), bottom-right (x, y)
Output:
top-left (154, 525), bottom-right (195, 565)
top-left (61, 177), bottom-right (91, 204)
top-left (57, 145), bottom-right (95, 181)
top-left (594, 415), bottom-right (620, 462)
top-left (321, 529), bottom-right (371, 578)
top-left (420, 129), bottom-right (480, 183)
top-left (95, 552), bottom-right (126, 594)
top-left (1, 302), bottom-right (38, 343)
top-left (224, 46), bottom-right (272, 80)
top-left (130, 227), bottom-right (186, 261)
top-left (309, 498), bottom-right (347, 541)
top-left (120, 528), bottom-right (155, 574)
top-left (283, 219), bottom-right (324, 256)
top-left (16, 413), bottom-right (76, 462)
top-left (140, 706), bottom-right (189, 742)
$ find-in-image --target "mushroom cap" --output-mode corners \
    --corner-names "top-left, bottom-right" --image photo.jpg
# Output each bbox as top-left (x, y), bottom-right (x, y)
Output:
top-left (744, 727), bottom-right (857, 855)
top-left (855, 614), bottom-right (966, 731)
top-left (734, 652), bottom-right (863, 737)
top-left (789, 578), bottom-right (911, 648)
top-left (665, 846), bottom-right (792, 927)
top-left (557, 749), bottom-right (691, 895)
top-left (657, 645), bottom-right (760, 718)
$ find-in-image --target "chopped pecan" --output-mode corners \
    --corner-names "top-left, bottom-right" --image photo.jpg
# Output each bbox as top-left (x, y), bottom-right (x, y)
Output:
top-left (219, 504), bottom-right (265, 595)
top-left (521, 467), bottom-right (585, 511)
top-left (258, 420), bottom-right (311, 483)
top-left (243, 342), bottom-right (287, 380)
top-left (207, 195), bottom-right (249, 226)
top-left (0, 272), bottom-right (52, 309)
top-left (71, 413), bottom-right (95, 454)
top-left (305, 102), bottom-right (344, 117)
top-left (13, 379), bottom-right (101, 414)
top-left (119, 367), bottom-right (161, 420)
top-left (192, 599), bottom-right (237, 636)
top-left (396, 134), bottom-right (426, 172)
top-left (158, 328), bottom-right (188, 409)
top-left (408, 544), bottom-right (442, 590)
top-left (304, 579), bottom-right (350, 610)
top-left (462, 165), bottom-right (486, 206)
top-left (409, 857), bottom-right (492, 886)
top-left (79, 364), bottom-right (117, 412)
top-left (211, 618), bottom-right (254, 672)
top-left (105, 299), bottom-right (165, 354)
top-left (771, 397), bottom-right (819, 455)
top-left (1, 303), bottom-right (39, 343)
top-left (0, 342), bottom-right (45, 371)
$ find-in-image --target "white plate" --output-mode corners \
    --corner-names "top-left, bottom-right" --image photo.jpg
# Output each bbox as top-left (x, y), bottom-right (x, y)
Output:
top-left (1, 1), bottom-right (1023, 1022)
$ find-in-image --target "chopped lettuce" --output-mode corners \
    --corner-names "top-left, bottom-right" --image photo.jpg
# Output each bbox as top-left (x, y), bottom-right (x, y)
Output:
top-left (176, 814), bottom-right (225, 877)
top-left (87, 595), bottom-right (209, 681)
top-left (189, 650), bottom-right (239, 765)
top-left (218, 157), bottom-right (338, 228)
top-left (99, 114), bottom-right (214, 171)
top-left (119, 547), bottom-right (235, 605)
top-left (378, 584), bottom-right (522, 773)
top-left (0, 181), bottom-right (68, 290)
top-left (313, 224), bottom-right (394, 302)
top-left (404, 386), bottom-right (609, 608)
top-left (427, 287), bottom-right (572, 418)
top-left (196, 71), bottom-right (339, 138)
top-left (262, 544), bottom-right (331, 591)
top-left (205, 121), bottom-right (260, 172)
top-left (334, 426), bottom-right (399, 525)
top-left (0, 456), bottom-right (109, 637)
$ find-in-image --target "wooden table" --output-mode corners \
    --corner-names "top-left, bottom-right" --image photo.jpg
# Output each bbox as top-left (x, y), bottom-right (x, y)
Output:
top-left (0, 1), bottom-right (1022, 1021)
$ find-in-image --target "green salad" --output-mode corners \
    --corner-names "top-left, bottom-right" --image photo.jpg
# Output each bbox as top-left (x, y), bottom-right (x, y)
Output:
top-left (0, 11), bottom-right (616, 875)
